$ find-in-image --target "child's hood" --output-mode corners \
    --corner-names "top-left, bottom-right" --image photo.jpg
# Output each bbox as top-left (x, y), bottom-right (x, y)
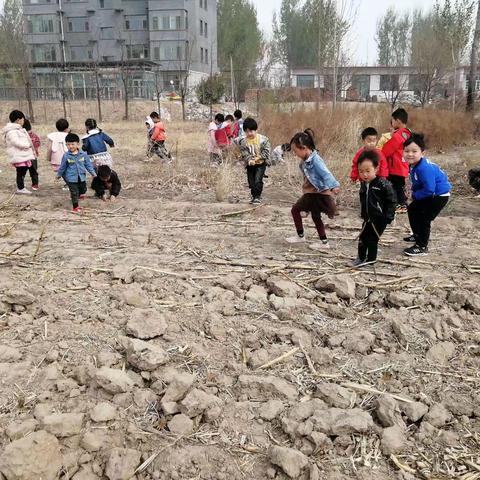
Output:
top-left (1, 122), bottom-right (23, 138)
top-left (82, 128), bottom-right (101, 140)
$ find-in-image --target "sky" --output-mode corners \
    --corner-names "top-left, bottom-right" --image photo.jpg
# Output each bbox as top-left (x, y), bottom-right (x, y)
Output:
top-left (252, 0), bottom-right (437, 65)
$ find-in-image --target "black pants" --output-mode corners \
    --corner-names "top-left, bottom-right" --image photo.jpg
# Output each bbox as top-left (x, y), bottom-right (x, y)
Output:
top-left (16, 166), bottom-right (29, 190)
top-left (246, 164), bottom-right (266, 200)
top-left (29, 160), bottom-right (39, 186)
top-left (388, 175), bottom-right (406, 206)
top-left (66, 179), bottom-right (87, 208)
top-left (408, 196), bottom-right (449, 248)
top-left (358, 220), bottom-right (387, 262)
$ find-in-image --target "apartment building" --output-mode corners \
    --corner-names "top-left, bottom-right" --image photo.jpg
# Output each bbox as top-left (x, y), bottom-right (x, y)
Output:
top-left (18, 0), bottom-right (218, 99)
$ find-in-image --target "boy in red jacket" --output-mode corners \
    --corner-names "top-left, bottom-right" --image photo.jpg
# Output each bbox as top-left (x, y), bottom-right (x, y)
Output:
top-left (350, 127), bottom-right (388, 182)
top-left (382, 108), bottom-right (411, 213)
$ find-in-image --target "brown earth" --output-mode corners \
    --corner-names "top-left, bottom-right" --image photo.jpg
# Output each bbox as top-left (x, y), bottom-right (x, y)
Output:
top-left (0, 120), bottom-right (480, 480)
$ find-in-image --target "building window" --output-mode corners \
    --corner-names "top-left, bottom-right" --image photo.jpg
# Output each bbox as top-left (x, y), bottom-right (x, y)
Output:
top-left (70, 45), bottom-right (93, 61)
top-left (25, 0), bottom-right (55, 4)
top-left (67, 17), bottom-right (89, 33)
top-left (27, 15), bottom-right (56, 34)
top-left (100, 27), bottom-right (114, 39)
top-left (31, 45), bottom-right (56, 62)
top-left (126, 44), bottom-right (149, 60)
top-left (152, 15), bottom-right (185, 30)
top-left (200, 47), bottom-right (204, 63)
top-left (125, 15), bottom-right (148, 31)
top-left (297, 75), bottom-right (315, 88)
top-left (380, 74), bottom-right (400, 91)
top-left (158, 43), bottom-right (184, 61)
top-left (99, 0), bottom-right (104, 7)
top-left (205, 0), bottom-right (207, 10)
top-left (199, 0), bottom-right (202, 7)
top-left (200, 20), bottom-right (203, 35)
top-left (205, 48), bottom-right (208, 64)
top-left (204, 22), bottom-right (208, 38)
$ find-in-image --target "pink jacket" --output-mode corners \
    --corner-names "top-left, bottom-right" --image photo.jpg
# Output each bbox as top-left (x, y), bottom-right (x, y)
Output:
top-left (1, 123), bottom-right (36, 165)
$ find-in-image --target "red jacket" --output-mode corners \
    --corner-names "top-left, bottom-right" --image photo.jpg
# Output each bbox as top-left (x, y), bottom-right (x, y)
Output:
top-left (28, 131), bottom-right (41, 158)
top-left (350, 147), bottom-right (389, 181)
top-left (382, 127), bottom-right (411, 177)
top-left (214, 124), bottom-right (231, 147)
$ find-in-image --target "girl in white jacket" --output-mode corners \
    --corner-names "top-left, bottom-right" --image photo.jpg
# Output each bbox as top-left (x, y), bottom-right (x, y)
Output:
top-left (1, 110), bottom-right (36, 194)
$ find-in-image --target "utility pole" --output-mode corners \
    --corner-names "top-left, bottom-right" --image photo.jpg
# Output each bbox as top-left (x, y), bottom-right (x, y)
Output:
top-left (230, 55), bottom-right (235, 107)
top-left (467, 0), bottom-right (480, 112)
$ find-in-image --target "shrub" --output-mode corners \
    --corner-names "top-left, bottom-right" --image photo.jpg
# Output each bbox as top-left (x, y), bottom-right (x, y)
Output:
top-left (196, 74), bottom-right (226, 106)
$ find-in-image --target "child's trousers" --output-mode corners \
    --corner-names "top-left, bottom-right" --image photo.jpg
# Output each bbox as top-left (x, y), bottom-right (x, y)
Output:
top-left (358, 220), bottom-right (387, 262)
top-left (29, 160), bottom-right (39, 186)
top-left (388, 174), bottom-right (407, 206)
top-left (66, 178), bottom-right (87, 209)
top-left (408, 196), bottom-right (449, 248)
top-left (246, 164), bottom-right (266, 200)
top-left (15, 166), bottom-right (29, 189)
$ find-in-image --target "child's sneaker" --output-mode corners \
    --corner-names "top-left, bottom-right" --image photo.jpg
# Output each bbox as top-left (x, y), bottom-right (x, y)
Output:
top-left (252, 198), bottom-right (262, 204)
top-left (71, 207), bottom-right (82, 214)
top-left (31, 184), bottom-right (39, 191)
top-left (286, 235), bottom-right (306, 244)
top-left (309, 240), bottom-right (330, 251)
top-left (62, 185), bottom-right (69, 191)
top-left (16, 188), bottom-right (32, 195)
top-left (79, 194), bottom-right (86, 200)
top-left (404, 245), bottom-right (428, 256)
top-left (403, 234), bottom-right (416, 243)
top-left (351, 257), bottom-right (367, 267)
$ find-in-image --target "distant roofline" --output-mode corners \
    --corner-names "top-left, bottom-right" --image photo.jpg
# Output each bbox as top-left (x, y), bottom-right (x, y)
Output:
top-left (291, 65), bottom-right (473, 71)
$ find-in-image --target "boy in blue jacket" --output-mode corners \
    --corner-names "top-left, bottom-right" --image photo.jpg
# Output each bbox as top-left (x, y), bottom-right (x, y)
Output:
top-left (286, 129), bottom-right (340, 251)
top-left (57, 133), bottom-right (97, 213)
top-left (403, 134), bottom-right (451, 256)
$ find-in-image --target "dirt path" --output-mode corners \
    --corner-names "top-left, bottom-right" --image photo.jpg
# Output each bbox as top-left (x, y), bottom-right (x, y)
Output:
top-left (0, 123), bottom-right (479, 480)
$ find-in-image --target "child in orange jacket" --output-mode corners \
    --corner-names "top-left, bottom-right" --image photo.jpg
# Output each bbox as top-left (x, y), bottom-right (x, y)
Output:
top-left (350, 127), bottom-right (388, 182)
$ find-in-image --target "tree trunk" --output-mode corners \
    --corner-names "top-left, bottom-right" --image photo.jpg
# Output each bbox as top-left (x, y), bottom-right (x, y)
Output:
top-left (122, 72), bottom-right (129, 120)
top-left (95, 69), bottom-right (102, 122)
top-left (467, 0), bottom-right (480, 112)
top-left (23, 71), bottom-right (35, 123)
top-left (156, 90), bottom-right (161, 118)
top-left (62, 90), bottom-right (67, 118)
top-left (181, 94), bottom-right (186, 121)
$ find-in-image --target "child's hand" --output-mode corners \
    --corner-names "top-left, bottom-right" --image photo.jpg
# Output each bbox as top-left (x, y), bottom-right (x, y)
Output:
top-left (332, 187), bottom-right (340, 195)
top-left (102, 193), bottom-right (108, 202)
top-left (248, 159), bottom-right (256, 166)
top-left (110, 196), bottom-right (116, 202)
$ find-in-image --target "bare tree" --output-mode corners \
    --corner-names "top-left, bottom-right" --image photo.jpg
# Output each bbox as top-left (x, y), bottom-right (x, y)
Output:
top-left (0, 0), bottom-right (35, 121)
top-left (178, 38), bottom-right (196, 121)
top-left (381, 72), bottom-right (409, 109)
top-left (467, 0), bottom-right (480, 111)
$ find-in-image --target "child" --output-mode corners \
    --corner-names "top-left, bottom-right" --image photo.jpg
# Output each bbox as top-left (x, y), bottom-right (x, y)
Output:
top-left (403, 134), bottom-right (451, 256)
top-left (353, 150), bottom-right (396, 267)
top-left (57, 133), bottom-right (97, 213)
top-left (350, 127), bottom-right (388, 182)
top-left (148, 112), bottom-right (171, 161)
top-left (382, 108), bottom-right (411, 213)
top-left (23, 119), bottom-right (40, 191)
top-left (468, 167), bottom-right (480, 198)
top-left (234, 117), bottom-right (271, 204)
top-left (1, 110), bottom-right (36, 195)
top-left (225, 114), bottom-right (235, 141)
top-left (285, 129), bottom-right (339, 250)
top-left (271, 143), bottom-right (291, 166)
top-left (47, 118), bottom-right (69, 175)
top-left (233, 109), bottom-right (244, 138)
top-left (91, 165), bottom-right (121, 202)
top-left (377, 120), bottom-right (394, 149)
top-left (214, 115), bottom-right (232, 150)
top-left (82, 118), bottom-right (114, 169)
top-left (208, 113), bottom-right (224, 164)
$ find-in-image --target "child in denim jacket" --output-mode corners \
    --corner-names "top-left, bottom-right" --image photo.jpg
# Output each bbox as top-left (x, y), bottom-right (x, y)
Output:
top-left (286, 129), bottom-right (340, 250)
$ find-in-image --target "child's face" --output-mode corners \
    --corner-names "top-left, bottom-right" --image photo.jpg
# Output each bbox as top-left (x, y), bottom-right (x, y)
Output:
top-left (404, 142), bottom-right (424, 165)
top-left (358, 160), bottom-right (378, 183)
top-left (363, 135), bottom-right (377, 151)
top-left (292, 144), bottom-right (310, 160)
top-left (100, 175), bottom-right (111, 182)
top-left (15, 118), bottom-right (25, 126)
top-left (244, 129), bottom-right (257, 140)
top-left (391, 117), bottom-right (402, 130)
top-left (66, 141), bottom-right (80, 153)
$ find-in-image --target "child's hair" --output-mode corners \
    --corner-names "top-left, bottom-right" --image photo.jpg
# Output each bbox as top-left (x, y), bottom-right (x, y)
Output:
top-left (234, 109), bottom-right (242, 120)
top-left (225, 114), bottom-right (234, 122)
top-left (9, 110), bottom-right (25, 123)
top-left (150, 112), bottom-right (160, 119)
top-left (358, 149), bottom-right (379, 168)
top-left (243, 117), bottom-right (258, 131)
top-left (281, 143), bottom-right (291, 153)
top-left (290, 129), bottom-right (316, 151)
top-left (56, 118), bottom-right (69, 131)
top-left (23, 119), bottom-right (32, 131)
top-left (392, 108), bottom-right (408, 124)
top-left (404, 133), bottom-right (426, 150)
top-left (361, 127), bottom-right (378, 139)
top-left (85, 118), bottom-right (98, 131)
top-left (97, 165), bottom-right (111, 179)
top-left (65, 133), bottom-right (80, 143)
top-left (214, 113), bottom-right (225, 123)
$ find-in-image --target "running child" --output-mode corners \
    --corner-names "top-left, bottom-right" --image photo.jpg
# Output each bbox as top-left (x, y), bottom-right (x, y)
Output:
top-left (350, 127), bottom-right (388, 182)
top-left (286, 129), bottom-right (339, 250)
top-left (1, 110), bottom-right (37, 195)
top-left (82, 118), bottom-right (115, 169)
top-left (91, 165), bottom-right (121, 202)
top-left (403, 134), bottom-right (451, 256)
top-left (353, 150), bottom-right (396, 267)
top-left (382, 108), bottom-right (411, 213)
top-left (148, 112), bottom-right (171, 161)
top-left (47, 118), bottom-right (69, 175)
top-left (57, 133), bottom-right (97, 213)
top-left (23, 119), bottom-right (40, 191)
top-left (234, 117), bottom-right (271, 204)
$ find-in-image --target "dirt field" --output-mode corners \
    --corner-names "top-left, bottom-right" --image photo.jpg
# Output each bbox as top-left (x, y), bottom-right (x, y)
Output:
top-left (0, 119), bottom-right (480, 480)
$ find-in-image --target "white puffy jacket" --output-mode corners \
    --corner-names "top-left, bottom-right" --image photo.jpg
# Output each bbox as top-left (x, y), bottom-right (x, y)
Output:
top-left (1, 123), bottom-right (36, 164)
